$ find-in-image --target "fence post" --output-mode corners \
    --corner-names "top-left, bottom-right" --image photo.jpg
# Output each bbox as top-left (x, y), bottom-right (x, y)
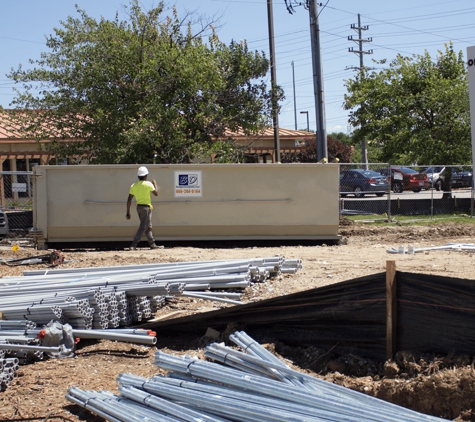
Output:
top-left (386, 260), bottom-right (397, 360)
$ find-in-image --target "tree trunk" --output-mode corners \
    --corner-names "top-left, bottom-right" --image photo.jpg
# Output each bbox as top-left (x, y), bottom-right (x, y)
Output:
top-left (442, 171), bottom-right (453, 199)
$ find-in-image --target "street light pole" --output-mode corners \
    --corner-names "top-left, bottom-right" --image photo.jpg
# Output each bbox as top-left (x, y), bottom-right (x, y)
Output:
top-left (300, 111), bottom-right (309, 132)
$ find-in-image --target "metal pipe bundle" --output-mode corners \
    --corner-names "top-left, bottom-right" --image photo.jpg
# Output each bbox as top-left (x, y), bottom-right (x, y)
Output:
top-left (387, 243), bottom-right (475, 254)
top-left (66, 331), bottom-right (449, 422)
top-left (0, 319), bottom-right (159, 393)
top-left (23, 257), bottom-right (285, 277)
top-left (0, 320), bottom-right (37, 330)
top-left (1, 257), bottom-right (301, 330)
top-left (0, 357), bottom-right (20, 392)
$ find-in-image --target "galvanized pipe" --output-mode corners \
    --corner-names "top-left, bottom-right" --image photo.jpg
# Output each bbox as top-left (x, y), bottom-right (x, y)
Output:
top-left (25, 257), bottom-right (284, 277)
top-left (0, 343), bottom-right (62, 354)
top-left (63, 327), bottom-right (446, 422)
top-left (124, 373), bottom-right (353, 422)
top-left (118, 385), bottom-right (228, 422)
top-left (65, 394), bottom-right (123, 422)
top-left (71, 329), bottom-right (157, 345)
top-left (181, 292), bottom-right (243, 305)
top-left (1, 257), bottom-right (299, 330)
top-left (154, 351), bottom-right (445, 422)
top-left (117, 373), bottom-right (317, 422)
top-left (201, 345), bottom-right (394, 413)
top-left (66, 387), bottom-right (141, 422)
top-left (92, 389), bottom-right (182, 422)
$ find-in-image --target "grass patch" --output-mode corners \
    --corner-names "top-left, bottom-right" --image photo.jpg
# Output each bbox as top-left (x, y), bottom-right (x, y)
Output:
top-left (343, 213), bottom-right (475, 226)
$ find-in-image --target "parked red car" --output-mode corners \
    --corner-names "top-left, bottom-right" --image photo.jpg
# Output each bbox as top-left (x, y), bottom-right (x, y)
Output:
top-left (378, 167), bottom-right (429, 193)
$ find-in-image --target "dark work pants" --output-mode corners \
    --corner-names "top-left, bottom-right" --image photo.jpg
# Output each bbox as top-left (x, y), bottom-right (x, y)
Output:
top-left (132, 205), bottom-right (155, 246)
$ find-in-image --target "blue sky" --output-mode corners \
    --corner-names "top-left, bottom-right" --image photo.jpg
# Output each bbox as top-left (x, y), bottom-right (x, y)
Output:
top-left (2, 0), bottom-right (475, 135)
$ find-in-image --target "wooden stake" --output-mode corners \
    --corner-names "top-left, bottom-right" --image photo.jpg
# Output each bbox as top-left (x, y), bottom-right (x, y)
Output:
top-left (386, 260), bottom-right (397, 360)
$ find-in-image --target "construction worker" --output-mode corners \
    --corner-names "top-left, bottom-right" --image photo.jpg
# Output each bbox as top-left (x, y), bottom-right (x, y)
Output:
top-left (126, 166), bottom-right (161, 250)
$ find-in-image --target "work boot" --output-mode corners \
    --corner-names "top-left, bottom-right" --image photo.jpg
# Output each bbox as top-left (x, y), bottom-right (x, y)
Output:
top-left (130, 244), bottom-right (137, 250)
top-left (150, 243), bottom-right (163, 249)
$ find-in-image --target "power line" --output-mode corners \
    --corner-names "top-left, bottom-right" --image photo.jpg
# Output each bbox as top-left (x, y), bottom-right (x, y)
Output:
top-left (0, 36), bottom-right (46, 45)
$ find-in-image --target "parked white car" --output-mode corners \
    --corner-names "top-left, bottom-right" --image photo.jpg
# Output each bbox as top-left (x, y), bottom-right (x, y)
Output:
top-left (422, 166), bottom-right (445, 191)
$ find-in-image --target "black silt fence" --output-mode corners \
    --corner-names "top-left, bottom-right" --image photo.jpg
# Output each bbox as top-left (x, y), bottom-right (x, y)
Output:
top-left (144, 268), bottom-right (475, 361)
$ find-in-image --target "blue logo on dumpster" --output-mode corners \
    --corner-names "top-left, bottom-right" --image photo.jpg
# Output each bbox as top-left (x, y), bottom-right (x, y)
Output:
top-left (178, 174), bottom-right (198, 186)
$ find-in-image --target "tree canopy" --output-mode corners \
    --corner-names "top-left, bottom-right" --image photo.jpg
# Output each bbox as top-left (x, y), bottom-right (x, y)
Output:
top-left (8, 1), bottom-right (279, 164)
top-left (343, 44), bottom-right (470, 166)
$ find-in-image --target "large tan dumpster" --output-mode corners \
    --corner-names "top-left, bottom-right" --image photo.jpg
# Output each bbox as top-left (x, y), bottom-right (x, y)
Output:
top-left (32, 163), bottom-right (340, 247)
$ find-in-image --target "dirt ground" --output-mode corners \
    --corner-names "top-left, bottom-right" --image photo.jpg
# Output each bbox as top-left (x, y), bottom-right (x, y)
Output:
top-left (1, 220), bottom-right (475, 421)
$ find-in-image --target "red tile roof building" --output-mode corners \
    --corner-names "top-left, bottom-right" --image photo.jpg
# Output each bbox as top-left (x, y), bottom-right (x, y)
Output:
top-left (0, 110), bottom-right (315, 169)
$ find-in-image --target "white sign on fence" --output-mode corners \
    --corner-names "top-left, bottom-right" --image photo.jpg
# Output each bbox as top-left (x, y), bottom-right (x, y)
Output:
top-left (12, 183), bottom-right (27, 193)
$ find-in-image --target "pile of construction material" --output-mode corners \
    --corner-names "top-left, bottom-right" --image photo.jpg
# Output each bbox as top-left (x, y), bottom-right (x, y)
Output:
top-left (0, 320), bottom-right (36, 392)
top-left (0, 319), bottom-right (158, 392)
top-left (387, 242), bottom-right (475, 254)
top-left (67, 331), bottom-right (449, 422)
top-left (0, 257), bottom-right (301, 330)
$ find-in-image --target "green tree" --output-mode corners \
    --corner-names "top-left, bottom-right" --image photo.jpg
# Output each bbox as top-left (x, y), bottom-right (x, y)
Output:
top-left (327, 132), bottom-right (351, 145)
top-left (8, 1), bottom-right (278, 164)
top-left (344, 44), bottom-right (470, 169)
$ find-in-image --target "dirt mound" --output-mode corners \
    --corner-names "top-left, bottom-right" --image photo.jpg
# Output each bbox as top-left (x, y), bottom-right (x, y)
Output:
top-left (340, 220), bottom-right (475, 243)
top-left (273, 342), bottom-right (475, 421)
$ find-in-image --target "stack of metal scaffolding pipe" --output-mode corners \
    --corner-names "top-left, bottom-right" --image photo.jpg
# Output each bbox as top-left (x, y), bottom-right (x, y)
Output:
top-left (0, 320), bottom-right (37, 330)
top-left (0, 257), bottom-right (301, 329)
top-left (0, 319), bottom-right (160, 393)
top-left (23, 257), bottom-right (291, 277)
top-left (0, 357), bottom-right (19, 392)
top-left (0, 321), bottom-right (42, 365)
top-left (67, 331), bottom-right (449, 422)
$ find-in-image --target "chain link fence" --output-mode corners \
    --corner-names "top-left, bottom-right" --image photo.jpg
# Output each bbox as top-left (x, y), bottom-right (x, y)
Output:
top-left (0, 171), bottom-right (34, 239)
top-left (339, 164), bottom-right (474, 219)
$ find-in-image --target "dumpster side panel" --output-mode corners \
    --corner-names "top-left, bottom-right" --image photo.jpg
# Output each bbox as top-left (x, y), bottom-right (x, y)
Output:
top-left (33, 164), bottom-right (340, 242)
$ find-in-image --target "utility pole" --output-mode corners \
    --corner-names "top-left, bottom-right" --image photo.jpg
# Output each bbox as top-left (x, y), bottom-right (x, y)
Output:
top-left (292, 61), bottom-right (297, 130)
top-left (309, 0), bottom-right (327, 162)
top-left (284, 0), bottom-right (327, 162)
top-left (348, 14), bottom-right (373, 169)
top-left (348, 14), bottom-right (373, 70)
top-left (267, 0), bottom-right (281, 163)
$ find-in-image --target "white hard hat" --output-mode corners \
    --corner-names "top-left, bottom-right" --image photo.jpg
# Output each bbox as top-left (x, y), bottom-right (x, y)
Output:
top-left (137, 166), bottom-right (149, 176)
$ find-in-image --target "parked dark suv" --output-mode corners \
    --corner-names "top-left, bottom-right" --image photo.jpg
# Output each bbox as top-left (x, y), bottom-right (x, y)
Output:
top-left (451, 168), bottom-right (473, 189)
